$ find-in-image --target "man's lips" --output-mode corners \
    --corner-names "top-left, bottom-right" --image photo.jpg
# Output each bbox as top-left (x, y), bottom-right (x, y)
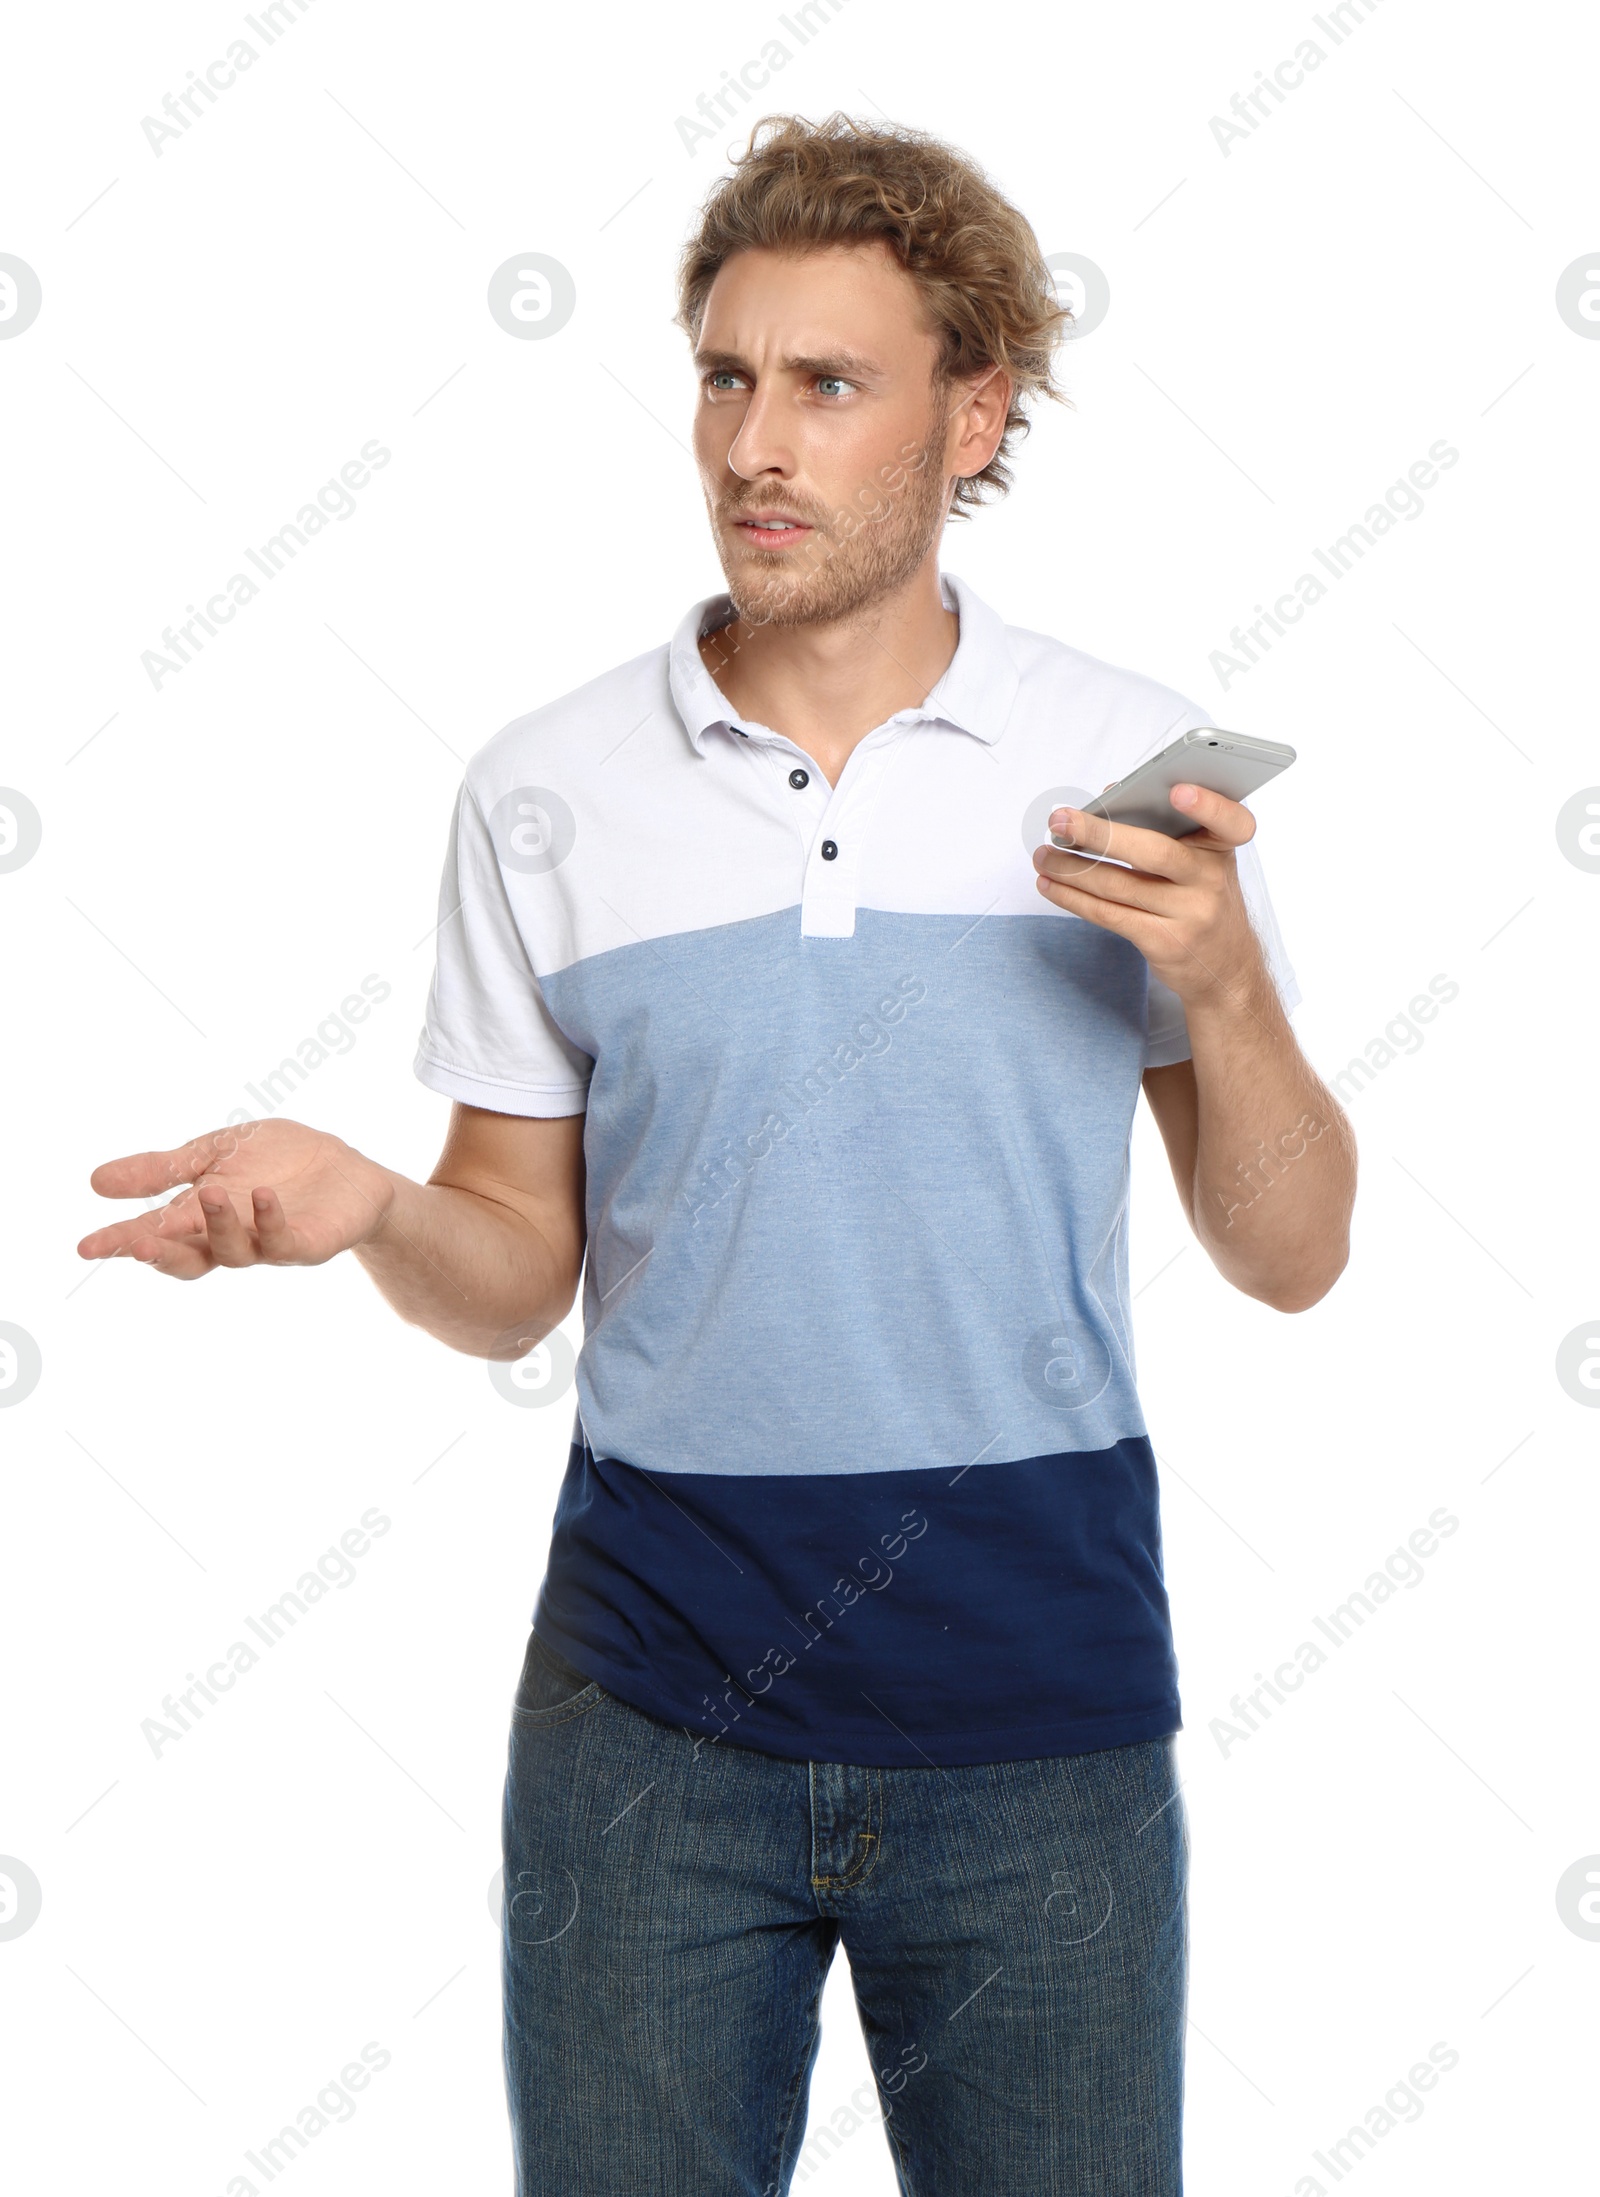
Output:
top-left (727, 511), bottom-right (814, 540)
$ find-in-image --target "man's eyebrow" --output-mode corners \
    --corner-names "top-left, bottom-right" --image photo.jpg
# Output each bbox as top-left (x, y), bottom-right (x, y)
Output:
top-left (692, 346), bottom-right (889, 381)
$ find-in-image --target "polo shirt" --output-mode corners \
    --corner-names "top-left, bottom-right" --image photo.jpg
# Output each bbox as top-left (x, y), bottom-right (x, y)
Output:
top-left (413, 569), bottom-right (1301, 1767)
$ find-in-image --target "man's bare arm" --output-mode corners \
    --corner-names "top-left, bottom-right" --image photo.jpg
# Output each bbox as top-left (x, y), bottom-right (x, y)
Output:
top-left (1142, 1025), bottom-right (1355, 1313)
top-left (356, 1106), bottom-right (586, 1355)
top-left (1034, 780), bottom-right (1355, 1314)
top-left (77, 1104), bottom-right (587, 1359)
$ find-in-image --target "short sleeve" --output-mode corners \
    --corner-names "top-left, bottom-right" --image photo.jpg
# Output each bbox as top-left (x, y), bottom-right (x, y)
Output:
top-left (1143, 823), bottom-right (1302, 1068)
top-left (412, 781), bottom-right (593, 1115)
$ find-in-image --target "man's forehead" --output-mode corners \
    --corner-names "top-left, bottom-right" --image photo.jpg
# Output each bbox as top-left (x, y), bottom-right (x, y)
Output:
top-left (695, 243), bottom-right (935, 370)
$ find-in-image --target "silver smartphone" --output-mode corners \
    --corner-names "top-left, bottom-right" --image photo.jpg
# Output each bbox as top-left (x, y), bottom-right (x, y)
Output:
top-left (1050, 726), bottom-right (1296, 845)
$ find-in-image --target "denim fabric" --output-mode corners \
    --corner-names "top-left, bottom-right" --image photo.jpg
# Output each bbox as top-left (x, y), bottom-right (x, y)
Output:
top-left (502, 1625), bottom-right (1188, 2196)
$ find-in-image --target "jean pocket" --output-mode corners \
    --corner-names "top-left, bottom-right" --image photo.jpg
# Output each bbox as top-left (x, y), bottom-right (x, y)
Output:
top-left (511, 1627), bottom-right (606, 1727)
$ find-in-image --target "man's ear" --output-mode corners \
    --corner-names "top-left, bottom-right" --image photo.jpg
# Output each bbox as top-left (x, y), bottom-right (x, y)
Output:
top-left (950, 365), bottom-right (1012, 474)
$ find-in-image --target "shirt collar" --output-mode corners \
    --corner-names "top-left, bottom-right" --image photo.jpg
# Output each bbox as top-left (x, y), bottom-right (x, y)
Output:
top-left (667, 567), bottom-right (1020, 757)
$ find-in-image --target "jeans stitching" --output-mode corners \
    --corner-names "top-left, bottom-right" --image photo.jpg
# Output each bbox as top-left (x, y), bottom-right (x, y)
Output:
top-left (510, 1685), bottom-right (606, 1729)
top-left (811, 1766), bottom-right (882, 1891)
top-left (760, 2006), bottom-right (825, 2197)
top-left (511, 1628), bottom-right (608, 1727)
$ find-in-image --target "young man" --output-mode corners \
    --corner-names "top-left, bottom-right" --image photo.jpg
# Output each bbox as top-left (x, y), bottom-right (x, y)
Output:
top-left (81, 113), bottom-right (1354, 2197)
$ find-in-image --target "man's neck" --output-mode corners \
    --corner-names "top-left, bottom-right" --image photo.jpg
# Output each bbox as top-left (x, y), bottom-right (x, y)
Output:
top-left (697, 561), bottom-right (959, 787)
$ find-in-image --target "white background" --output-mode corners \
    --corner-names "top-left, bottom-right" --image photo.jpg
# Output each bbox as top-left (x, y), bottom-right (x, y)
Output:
top-left (2, 1), bottom-right (1595, 2191)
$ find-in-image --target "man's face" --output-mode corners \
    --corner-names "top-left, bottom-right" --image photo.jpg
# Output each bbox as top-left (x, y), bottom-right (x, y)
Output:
top-left (691, 241), bottom-right (961, 629)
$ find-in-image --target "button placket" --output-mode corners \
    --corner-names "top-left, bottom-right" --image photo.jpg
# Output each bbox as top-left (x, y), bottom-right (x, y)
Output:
top-left (746, 731), bottom-right (827, 840)
top-left (800, 728), bottom-right (905, 939)
top-left (735, 720), bottom-right (911, 937)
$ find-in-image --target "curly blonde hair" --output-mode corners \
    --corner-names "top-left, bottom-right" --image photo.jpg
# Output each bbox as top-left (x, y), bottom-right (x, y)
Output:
top-left (675, 111), bottom-right (1072, 522)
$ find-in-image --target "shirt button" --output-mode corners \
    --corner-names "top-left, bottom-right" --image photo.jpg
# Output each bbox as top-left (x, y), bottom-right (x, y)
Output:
top-left (821, 839), bottom-right (838, 861)
top-left (788, 767), bottom-right (809, 789)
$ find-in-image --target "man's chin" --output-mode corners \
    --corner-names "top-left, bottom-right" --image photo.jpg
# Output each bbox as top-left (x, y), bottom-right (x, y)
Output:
top-left (722, 566), bottom-right (831, 629)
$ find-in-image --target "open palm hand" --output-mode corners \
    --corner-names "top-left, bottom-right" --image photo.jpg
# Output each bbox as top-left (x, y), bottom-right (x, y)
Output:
top-left (77, 1118), bottom-right (398, 1280)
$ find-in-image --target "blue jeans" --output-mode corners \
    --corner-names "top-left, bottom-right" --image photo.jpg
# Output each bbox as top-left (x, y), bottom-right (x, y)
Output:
top-left (502, 1626), bottom-right (1188, 2195)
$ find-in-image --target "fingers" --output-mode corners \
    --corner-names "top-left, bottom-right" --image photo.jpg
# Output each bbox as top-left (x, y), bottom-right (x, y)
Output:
top-left (125, 1231), bottom-right (217, 1281)
top-left (1047, 805), bottom-right (1187, 878)
top-left (88, 1125), bottom-right (259, 1201)
top-left (77, 1191), bottom-right (207, 1261)
top-left (249, 1186), bottom-right (300, 1261)
top-left (110, 1186), bottom-right (261, 1274)
top-left (195, 1185), bottom-right (260, 1267)
top-left (1034, 871), bottom-right (1164, 955)
top-left (1033, 841), bottom-right (1187, 913)
top-left (79, 1178), bottom-right (297, 1276)
top-left (1047, 785), bottom-right (1254, 877)
top-left (88, 1148), bottom-right (198, 1200)
top-left (90, 1190), bottom-right (216, 1278)
top-left (1167, 782), bottom-right (1257, 846)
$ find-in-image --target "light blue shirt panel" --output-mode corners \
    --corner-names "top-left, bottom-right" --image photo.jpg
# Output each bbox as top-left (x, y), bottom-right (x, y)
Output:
top-left (540, 902), bottom-right (1152, 1480)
